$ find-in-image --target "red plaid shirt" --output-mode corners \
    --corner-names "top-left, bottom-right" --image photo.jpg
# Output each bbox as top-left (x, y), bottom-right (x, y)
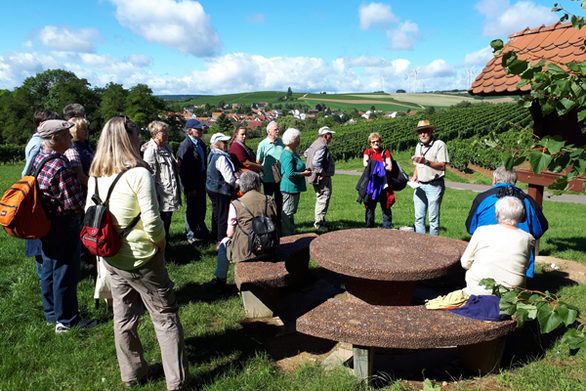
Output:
top-left (32, 149), bottom-right (85, 216)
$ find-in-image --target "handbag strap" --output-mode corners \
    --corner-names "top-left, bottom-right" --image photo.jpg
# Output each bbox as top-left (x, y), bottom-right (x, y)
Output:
top-left (234, 196), bottom-right (269, 236)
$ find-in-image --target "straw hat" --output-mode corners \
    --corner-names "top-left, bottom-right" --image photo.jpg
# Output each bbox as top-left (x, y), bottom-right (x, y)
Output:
top-left (412, 120), bottom-right (436, 133)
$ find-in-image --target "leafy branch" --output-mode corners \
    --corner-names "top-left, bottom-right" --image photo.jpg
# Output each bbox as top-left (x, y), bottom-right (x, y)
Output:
top-left (480, 278), bottom-right (586, 352)
top-left (487, 4), bottom-right (586, 192)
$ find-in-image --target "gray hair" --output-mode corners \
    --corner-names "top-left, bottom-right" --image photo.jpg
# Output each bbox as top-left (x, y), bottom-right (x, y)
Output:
top-left (493, 166), bottom-right (517, 185)
top-left (282, 128), bottom-right (301, 146)
top-left (239, 171), bottom-right (261, 194)
top-left (496, 196), bottom-right (525, 226)
top-left (40, 137), bottom-right (55, 148)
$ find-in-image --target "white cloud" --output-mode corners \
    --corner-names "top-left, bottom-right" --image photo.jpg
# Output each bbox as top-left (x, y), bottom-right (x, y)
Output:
top-left (359, 2), bottom-right (398, 30)
top-left (387, 21), bottom-right (419, 50)
top-left (464, 46), bottom-right (493, 66)
top-left (419, 59), bottom-right (456, 78)
top-left (246, 13), bottom-right (265, 24)
top-left (37, 26), bottom-right (100, 52)
top-left (108, 0), bottom-right (222, 57)
top-left (476, 0), bottom-right (558, 37)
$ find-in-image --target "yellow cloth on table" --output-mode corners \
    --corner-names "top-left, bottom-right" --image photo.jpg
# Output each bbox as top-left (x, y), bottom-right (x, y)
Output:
top-left (425, 289), bottom-right (469, 309)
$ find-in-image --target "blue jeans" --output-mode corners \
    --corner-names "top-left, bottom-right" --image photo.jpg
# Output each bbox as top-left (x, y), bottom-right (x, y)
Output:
top-left (38, 215), bottom-right (82, 325)
top-left (413, 179), bottom-right (445, 236)
top-left (365, 197), bottom-right (392, 229)
top-left (214, 238), bottom-right (231, 279)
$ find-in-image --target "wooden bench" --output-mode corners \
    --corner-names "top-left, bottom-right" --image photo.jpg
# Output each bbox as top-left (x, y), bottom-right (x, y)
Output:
top-left (296, 297), bottom-right (517, 378)
top-left (234, 232), bottom-right (318, 318)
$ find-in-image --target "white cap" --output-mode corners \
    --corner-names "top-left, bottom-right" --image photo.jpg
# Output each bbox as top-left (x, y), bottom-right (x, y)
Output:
top-left (210, 133), bottom-right (231, 145)
top-left (318, 126), bottom-right (335, 136)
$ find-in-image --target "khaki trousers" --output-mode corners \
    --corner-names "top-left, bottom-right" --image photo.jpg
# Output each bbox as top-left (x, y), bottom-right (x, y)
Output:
top-left (104, 250), bottom-right (189, 390)
top-left (313, 176), bottom-right (332, 226)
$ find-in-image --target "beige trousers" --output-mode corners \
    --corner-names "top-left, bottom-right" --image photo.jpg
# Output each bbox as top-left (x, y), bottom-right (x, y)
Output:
top-left (104, 250), bottom-right (189, 390)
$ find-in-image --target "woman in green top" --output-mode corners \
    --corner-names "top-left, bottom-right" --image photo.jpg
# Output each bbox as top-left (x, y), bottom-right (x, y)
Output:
top-left (279, 128), bottom-right (311, 236)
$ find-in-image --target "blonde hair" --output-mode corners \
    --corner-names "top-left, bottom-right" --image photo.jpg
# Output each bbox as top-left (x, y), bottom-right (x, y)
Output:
top-left (148, 120), bottom-right (168, 137)
top-left (69, 117), bottom-right (88, 141)
top-left (368, 132), bottom-right (381, 144)
top-left (89, 116), bottom-right (148, 177)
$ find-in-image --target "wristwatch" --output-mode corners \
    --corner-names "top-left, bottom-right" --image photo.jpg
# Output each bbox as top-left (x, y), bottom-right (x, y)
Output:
top-left (425, 159), bottom-right (431, 166)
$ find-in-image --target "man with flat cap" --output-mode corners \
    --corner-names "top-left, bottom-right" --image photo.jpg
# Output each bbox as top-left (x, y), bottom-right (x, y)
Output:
top-left (178, 119), bottom-right (210, 244)
top-left (33, 119), bottom-right (95, 332)
top-left (305, 126), bottom-right (336, 231)
top-left (410, 120), bottom-right (449, 236)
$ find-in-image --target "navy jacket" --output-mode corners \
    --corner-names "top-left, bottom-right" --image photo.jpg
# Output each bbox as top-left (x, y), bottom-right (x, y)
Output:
top-left (177, 136), bottom-right (207, 193)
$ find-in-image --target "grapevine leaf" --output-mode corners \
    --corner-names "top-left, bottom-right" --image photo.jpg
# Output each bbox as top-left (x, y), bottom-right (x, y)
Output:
top-left (517, 302), bottom-right (538, 320)
top-left (509, 59), bottom-right (529, 75)
top-left (513, 155), bottom-right (527, 166)
top-left (490, 39), bottom-right (504, 54)
top-left (572, 14), bottom-right (585, 29)
top-left (503, 151), bottom-right (514, 170)
top-left (559, 97), bottom-right (577, 113)
top-left (547, 63), bottom-right (567, 74)
top-left (480, 278), bottom-right (496, 290)
top-left (515, 308), bottom-right (529, 327)
top-left (578, 109), bottom-right (586, 122)
top-left (541, 101), bottom-right (555, 115)
top-left (560, 13), bottom-right (569, 22)
top-left (555, 305), bottom-right (578, 326)
top-left (542, 136), bottom-right (565, 154)
top-left (502, 51), bottom-right (518, 68)
top-left (549, 175), bottom-right (568, 190)
top-left (538, 311), bottom-right (564, 334)
top-left (527, 151), bottom-right (552, 173)
top-left (561, 329), bottom-right (586, 350)
top-left (567, 62), bottom-right (582, 72)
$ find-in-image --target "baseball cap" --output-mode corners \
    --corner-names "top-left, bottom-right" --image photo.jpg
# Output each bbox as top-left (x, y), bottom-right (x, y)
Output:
top-left (210, 133), bottom-right (231, 145)
top-left (318, 126), bottom-right (335, 136)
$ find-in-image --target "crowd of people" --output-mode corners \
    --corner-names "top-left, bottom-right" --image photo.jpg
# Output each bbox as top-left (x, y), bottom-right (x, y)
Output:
top-left (21, 104), bottom-right (549, 389)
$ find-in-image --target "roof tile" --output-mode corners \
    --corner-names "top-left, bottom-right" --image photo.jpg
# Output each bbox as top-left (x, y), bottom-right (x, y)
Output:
top-left (470, 22), bottom-right (586, 96)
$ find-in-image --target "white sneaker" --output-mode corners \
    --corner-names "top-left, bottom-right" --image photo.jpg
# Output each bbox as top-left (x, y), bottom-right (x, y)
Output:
top-left (55, 318), bottom-right (97, 333)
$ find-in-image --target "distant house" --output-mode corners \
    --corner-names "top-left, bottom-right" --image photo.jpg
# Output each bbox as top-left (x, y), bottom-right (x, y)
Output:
top-left (212, 112), bottom-right (222, 119)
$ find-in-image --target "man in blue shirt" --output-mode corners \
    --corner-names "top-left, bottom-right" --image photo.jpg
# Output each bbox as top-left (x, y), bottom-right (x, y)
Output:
top-left (465, 166), bottom-right (548, 278)
top-left (178, 119), bottom-right (210, 244)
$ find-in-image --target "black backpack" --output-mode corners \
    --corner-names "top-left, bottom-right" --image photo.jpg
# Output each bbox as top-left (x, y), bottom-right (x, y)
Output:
top-left (369, 148), bottom-right (409, 191)
top-left (235, 196), bottom-right (279, 256)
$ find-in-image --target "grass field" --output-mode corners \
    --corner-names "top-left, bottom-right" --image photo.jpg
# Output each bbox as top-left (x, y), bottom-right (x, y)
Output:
top-left (0, 163), bottom-right (584, 390)
top-left (181, 91), bottom-right (493, 112)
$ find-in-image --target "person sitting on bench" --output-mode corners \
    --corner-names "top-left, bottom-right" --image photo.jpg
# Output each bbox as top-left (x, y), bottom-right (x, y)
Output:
top-left (210, 171), bottom-right (278, 287)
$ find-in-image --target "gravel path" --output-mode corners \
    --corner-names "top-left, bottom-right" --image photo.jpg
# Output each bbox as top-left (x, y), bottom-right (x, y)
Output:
top-left (336, 170), bottom-right (586, 204)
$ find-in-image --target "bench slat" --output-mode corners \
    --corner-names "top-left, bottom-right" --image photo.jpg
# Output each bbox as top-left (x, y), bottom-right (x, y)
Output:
top-left (296, 298), bottom-right (516, 349)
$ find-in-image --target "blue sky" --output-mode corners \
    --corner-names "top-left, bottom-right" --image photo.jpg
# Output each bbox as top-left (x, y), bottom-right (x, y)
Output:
top-left (0, 0), bottom-right (577, 95)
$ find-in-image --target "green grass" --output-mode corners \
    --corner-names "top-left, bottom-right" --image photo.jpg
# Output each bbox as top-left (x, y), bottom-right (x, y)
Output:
top-left (0, 163), bottom-right (584, 390)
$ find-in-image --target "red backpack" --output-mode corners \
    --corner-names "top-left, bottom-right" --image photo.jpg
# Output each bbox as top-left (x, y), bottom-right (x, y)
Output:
top-left (80, 171), bottom-right (140, 257)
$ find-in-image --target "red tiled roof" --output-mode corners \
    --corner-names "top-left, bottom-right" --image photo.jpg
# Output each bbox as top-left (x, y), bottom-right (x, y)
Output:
top-left (469, 22), bottom-right (586, 96)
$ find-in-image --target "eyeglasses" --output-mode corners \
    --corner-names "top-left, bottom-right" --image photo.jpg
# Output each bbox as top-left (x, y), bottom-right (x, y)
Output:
top-left (371, 140), bottom-right (381, 144)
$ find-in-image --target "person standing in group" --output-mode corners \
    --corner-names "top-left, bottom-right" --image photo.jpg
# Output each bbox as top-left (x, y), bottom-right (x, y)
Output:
top-left (410, 120), bottom-right (449, 236)
top-left (33, 119), bottom-right (96, 333)
top-left (361, 132), bottom-right (395, 228)
top-left (177, 119), bottom-right (210, 244)
top-left (280, 128), bottom-right (312, 236)
top-left (87, 116), bottom-right (190, 390)
top-left (305, 126), bottom-right (336, 232)
top-left (62, 103), bottom-right (85, 120)
top-left (206, 133), bottom-right (238, 248)
top-left (256, 121), bottom-right (284, 224)
top-left (69, 117), bottom-right (94, 179)
top-left (142, 121), bottom-right (181, 246)
top-left (229, 125), bottom-right (263, 173)
top-left (22, 111), bottom-right (62, 265)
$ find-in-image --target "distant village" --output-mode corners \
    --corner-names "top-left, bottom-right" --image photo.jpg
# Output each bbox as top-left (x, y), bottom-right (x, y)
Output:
top-left (175, 101), bottom-right (418, 133)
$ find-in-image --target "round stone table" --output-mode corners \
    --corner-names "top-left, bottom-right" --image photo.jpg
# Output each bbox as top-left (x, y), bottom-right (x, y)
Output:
top-left (310, 228), bottom-right (468, 305)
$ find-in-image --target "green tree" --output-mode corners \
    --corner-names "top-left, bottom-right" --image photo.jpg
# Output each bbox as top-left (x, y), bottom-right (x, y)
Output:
top-left (287, 86), bottom-right (293, 99)
top-left (19, 69), bottom-right (80, 109)
top-left (211, 113), bottom-right (234, 134)
top-left (125, 84), bottom-right (165, 128)
top-left (99, 83), bottom-right (128, 121)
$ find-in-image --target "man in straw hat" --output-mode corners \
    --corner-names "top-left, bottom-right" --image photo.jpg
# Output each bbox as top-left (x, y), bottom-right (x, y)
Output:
top-left (410, 120), bottom-right (449, 235)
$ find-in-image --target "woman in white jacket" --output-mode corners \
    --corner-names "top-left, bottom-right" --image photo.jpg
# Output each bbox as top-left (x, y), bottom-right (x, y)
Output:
top-left (87, 116), bottom-right (190, 390)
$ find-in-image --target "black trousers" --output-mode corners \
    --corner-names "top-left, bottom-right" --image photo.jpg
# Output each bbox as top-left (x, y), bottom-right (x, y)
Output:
top-left (207, 190), bottom-right (231, 243)
top-left (263, 181), bottom-right (282, 225)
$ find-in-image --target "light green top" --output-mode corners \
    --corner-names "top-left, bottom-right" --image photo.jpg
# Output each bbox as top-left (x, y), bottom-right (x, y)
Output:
top-left (256, 136), bottom-right (284, 183)
top-left (86, 167), bottom-right (165, 270)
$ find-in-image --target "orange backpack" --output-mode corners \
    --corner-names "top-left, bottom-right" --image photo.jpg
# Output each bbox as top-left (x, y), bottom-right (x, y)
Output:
top-left (0, 155), bottom-right (59, 239)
